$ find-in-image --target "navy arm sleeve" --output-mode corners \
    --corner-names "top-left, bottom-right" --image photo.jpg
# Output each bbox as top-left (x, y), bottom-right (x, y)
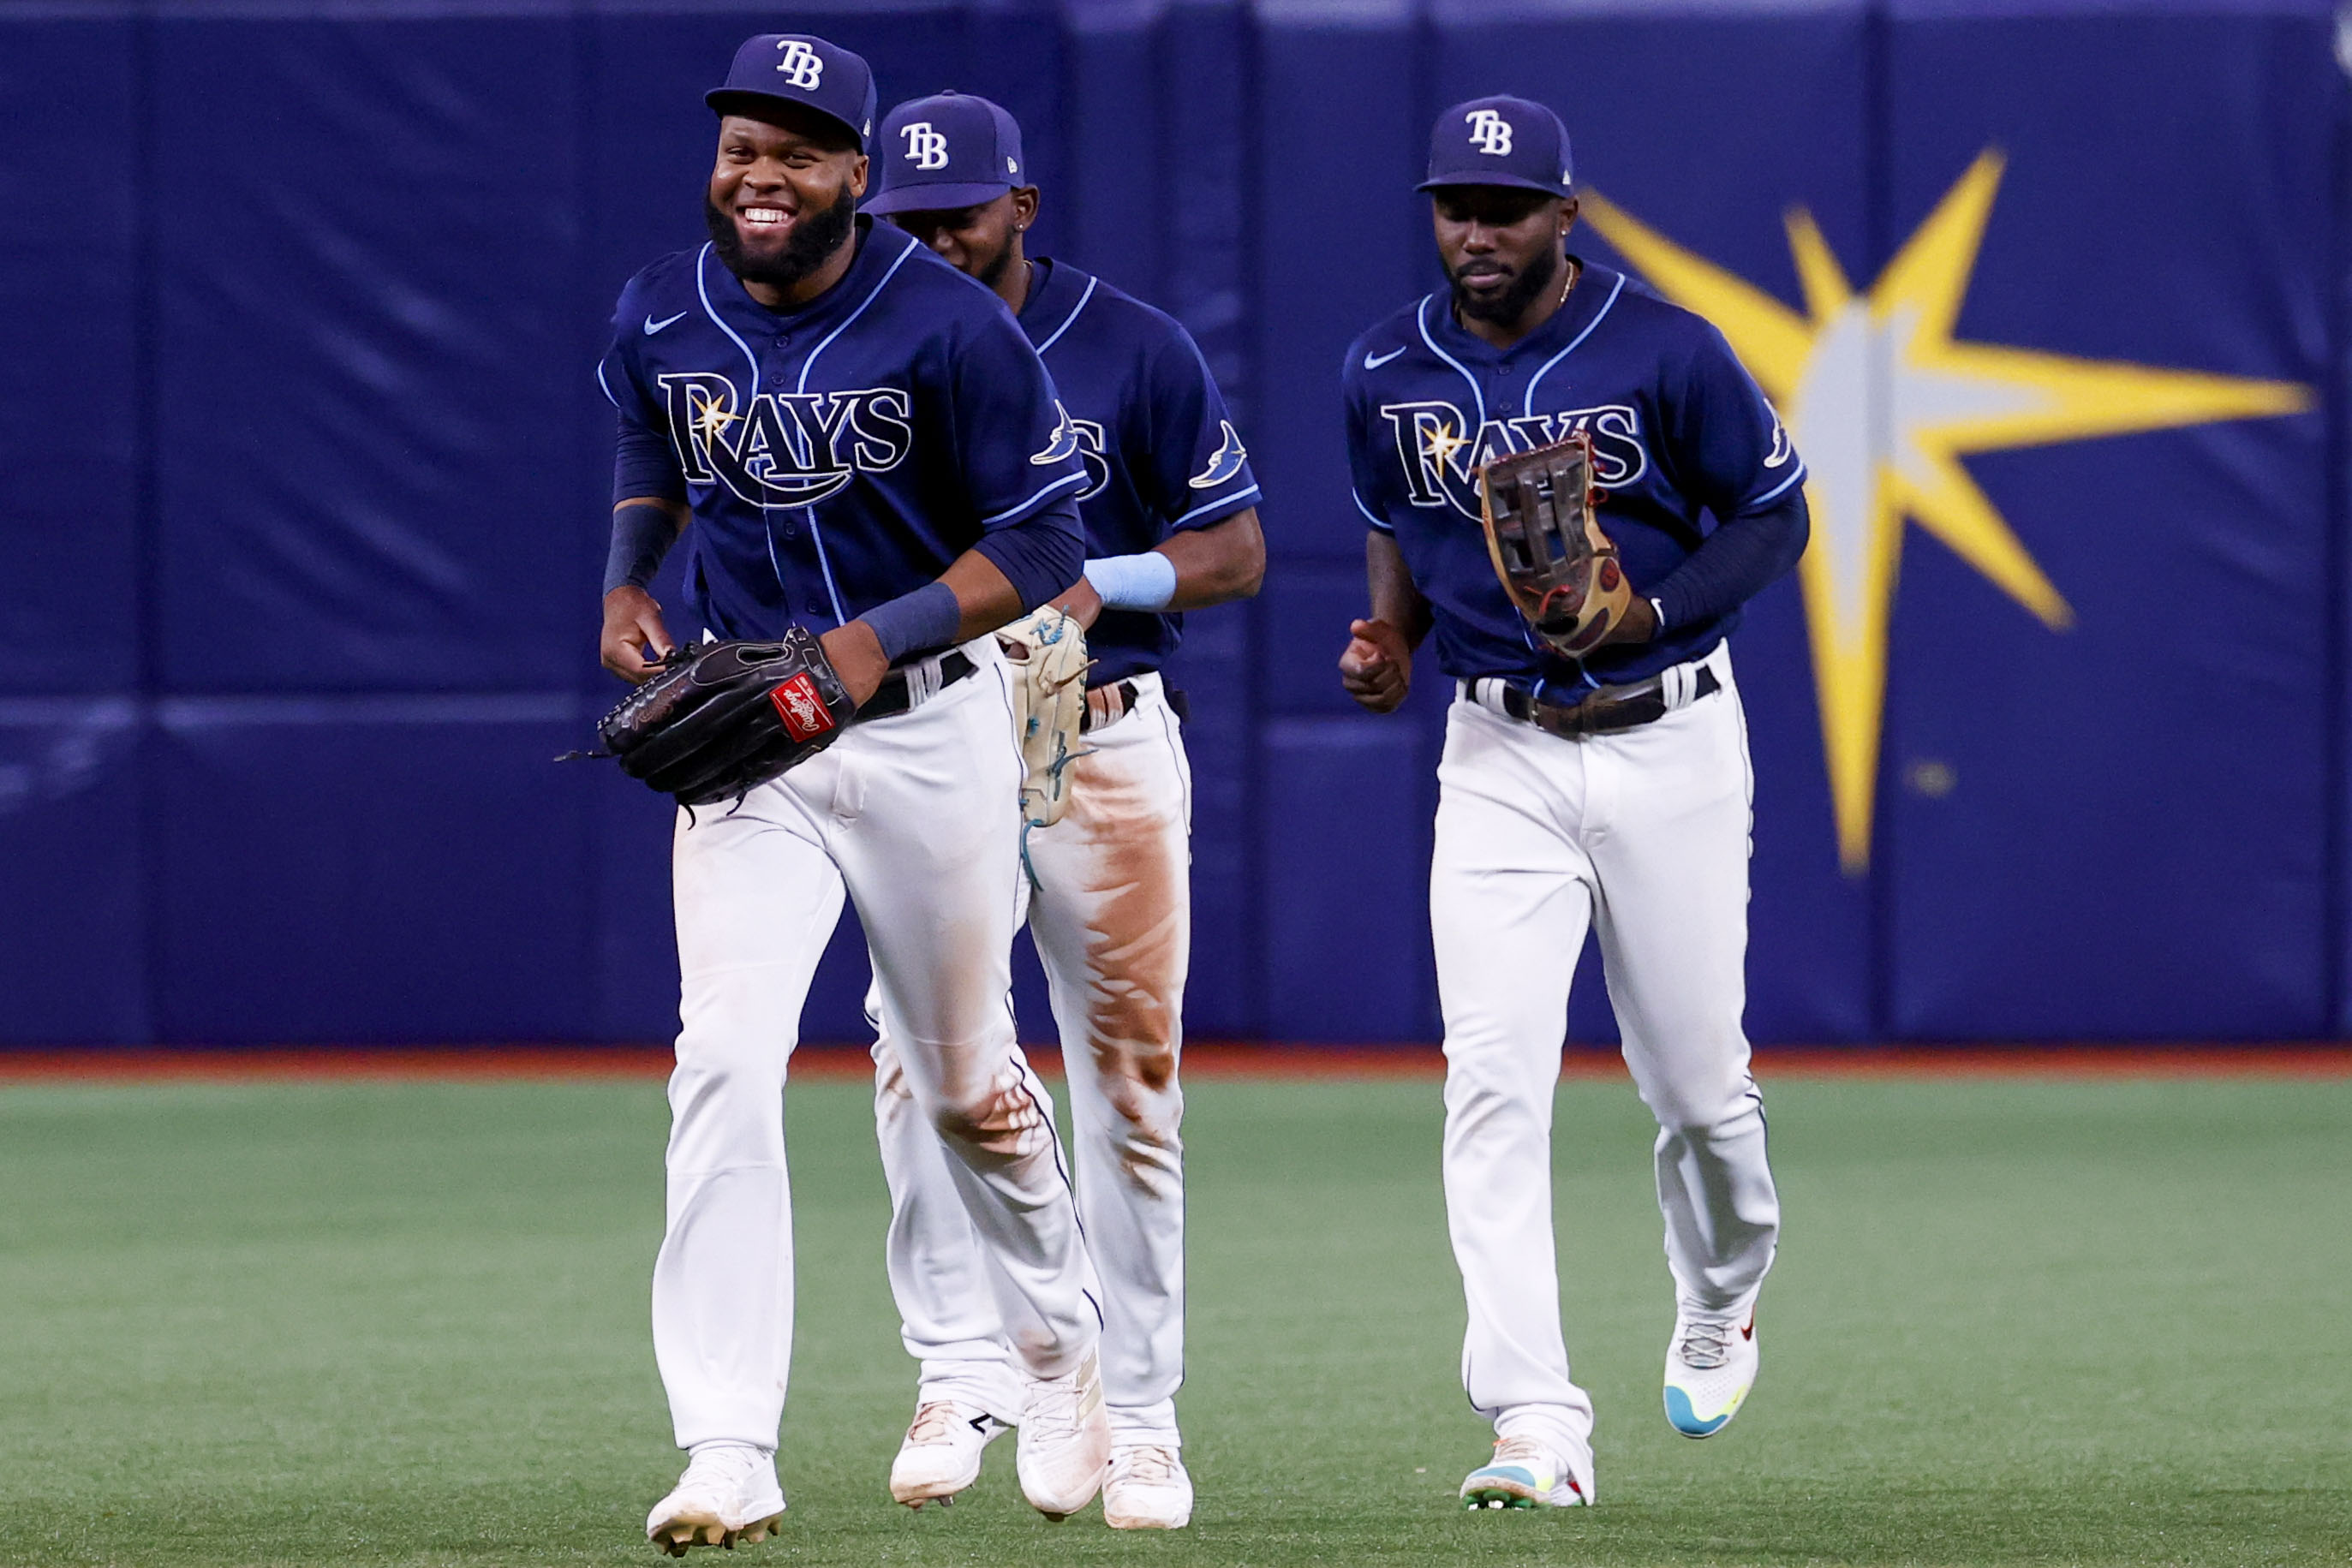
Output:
top-left (612, 417), bottom-right (686, 507)
top-left (1648, 321), bottom-right (1808, 626)
top-left (1650, 488), bottom-right (1809, 630)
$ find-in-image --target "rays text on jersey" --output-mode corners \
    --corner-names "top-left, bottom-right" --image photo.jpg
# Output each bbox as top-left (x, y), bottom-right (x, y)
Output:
top-left (658, 373), bottom-right (915, 506)
top-left (1380, 400), bottom-right (1647, 516)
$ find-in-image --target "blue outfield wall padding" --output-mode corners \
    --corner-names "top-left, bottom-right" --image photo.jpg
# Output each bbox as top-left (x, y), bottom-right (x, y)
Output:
top-left (1262, 717), bottom-right (1437, 1040)
top-left (149, 15), bottom-right (594, 694)
top-left (152, 699), bottom-right (595, 1043)
top-left (1251, 18), bottom-right (1431, 567)
top-left (0, 18), bottom-right (141, 694)
top-left (0, 702), bottom-right (149, 1044)
top-left (1880, 13), bottom-right (2336, 1038)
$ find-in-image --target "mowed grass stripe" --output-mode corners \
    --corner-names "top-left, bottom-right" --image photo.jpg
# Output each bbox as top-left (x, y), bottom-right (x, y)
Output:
top-left (0, 1075), bottom-right (2343, 1565)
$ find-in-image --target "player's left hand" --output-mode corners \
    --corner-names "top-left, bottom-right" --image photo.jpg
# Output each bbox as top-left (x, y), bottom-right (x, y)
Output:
top-left (602, 587), bottom-right (677, 685)
top-left (1602, 593), bottom-right (1657, 647)
top-left (821, 621), bottom-right (891, 709)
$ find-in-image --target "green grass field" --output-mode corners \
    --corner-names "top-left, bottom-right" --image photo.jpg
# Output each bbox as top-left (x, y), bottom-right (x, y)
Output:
top-left (0, 1068), bottom-right (2345, 1566)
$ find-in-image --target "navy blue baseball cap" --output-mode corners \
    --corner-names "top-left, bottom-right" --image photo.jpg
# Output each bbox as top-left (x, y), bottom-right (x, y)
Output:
top-left (1418, 95), bottom-right (1573, 199)
top-left (706, 34), bottom-right (877, 152)
top-left (864, 92), bottom-right (1029, 215)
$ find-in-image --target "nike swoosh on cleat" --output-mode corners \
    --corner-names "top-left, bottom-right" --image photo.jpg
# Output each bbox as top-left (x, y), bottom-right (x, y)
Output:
top-left (1364, 345), bottom-right (1406, 370)
top-left (644, 310), bottom-right (689, 335)
top-left (1742, 1315), bottom-right (1756, 1340)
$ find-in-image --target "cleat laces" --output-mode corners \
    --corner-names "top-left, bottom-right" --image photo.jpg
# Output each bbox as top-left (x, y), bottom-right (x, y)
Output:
top-left (1114, 1446), bottom-right (1179, 1486)
top-left (904, 1402), bottom-right (962, 1446)
top-left (1489, 1435), bottom-right (1552, 1469)
top-left (1675, 1317), bottom-right (1735, 1370)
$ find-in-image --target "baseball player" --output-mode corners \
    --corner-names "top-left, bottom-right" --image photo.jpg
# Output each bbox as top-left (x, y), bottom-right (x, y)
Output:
top-left (1338, 97), bottom-right (1807, 1509)
top-left (857, 92), bottom-right (1265, 1530)
top-left (593, 36), bottom-right (1116, 1551)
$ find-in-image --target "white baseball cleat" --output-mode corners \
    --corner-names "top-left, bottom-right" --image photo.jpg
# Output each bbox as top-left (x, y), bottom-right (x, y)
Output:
top-left (1458, 1434), bottom-right (1595, 1511)
top-left (1015, 1352), bottom-right (1112, 1520)
top-left (1664, 1304), bottom-right (1760, 1438)
top-left (645, 1445), bottom-right (785, 1556)
top-left (888, 1399), bottom-right (1010, 1507)
top-left (1103, 1443), bottom-right (1192, 1529)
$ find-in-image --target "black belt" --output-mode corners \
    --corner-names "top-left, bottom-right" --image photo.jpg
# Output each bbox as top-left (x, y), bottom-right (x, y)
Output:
top-left (1498, 666), bottom-right (1720, 740)
top-left (862, 650), bottom-right (975, 720)
top-left (1081, 678), bottom-right (1139, 733)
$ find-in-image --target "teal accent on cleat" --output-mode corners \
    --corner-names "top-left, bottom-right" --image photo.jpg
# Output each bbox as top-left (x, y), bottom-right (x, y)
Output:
top-left (1458, 1437), bottom-right (1591, 1510)
top-left (1664, 1385), bottom-right (1732, 1437)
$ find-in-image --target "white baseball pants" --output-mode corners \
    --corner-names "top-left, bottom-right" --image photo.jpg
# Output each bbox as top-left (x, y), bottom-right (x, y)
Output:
top-left (1435, 642), bottom-right (1780, 1462)
top-left (871, 672), bottom-right (1192, 1444)
top-left (652, 641), bottom-right (1101, 1451)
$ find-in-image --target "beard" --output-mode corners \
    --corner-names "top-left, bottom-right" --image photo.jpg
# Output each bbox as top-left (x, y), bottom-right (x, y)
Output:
top-left (1448, 243), bottom-right (1561, 326)
top-left (705, 184), bottom-right (857, 292)
top-left (970, 238), bottom-right (1018, 294)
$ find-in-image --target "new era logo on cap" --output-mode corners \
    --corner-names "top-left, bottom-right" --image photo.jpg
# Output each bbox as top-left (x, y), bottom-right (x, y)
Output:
top-left (1418, 93), bottom-right (1574, 200)
top-left (866, 91), bottom-right (1029, 216)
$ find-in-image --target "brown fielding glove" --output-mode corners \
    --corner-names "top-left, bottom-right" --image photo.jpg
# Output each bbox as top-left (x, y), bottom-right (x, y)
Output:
top-left (1477, 430), bottom-right (1638, 659)
top-left (582, 628), bottom-right (857, 807)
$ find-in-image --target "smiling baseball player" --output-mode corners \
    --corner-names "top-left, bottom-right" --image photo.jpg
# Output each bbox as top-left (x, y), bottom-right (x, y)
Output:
top-left (593, 36), bottom-right (1116, 1551)
top-left (1339, 97), bottom-right (1806, 1509)
top-left (856, 92), bottom-right (1265, 1530)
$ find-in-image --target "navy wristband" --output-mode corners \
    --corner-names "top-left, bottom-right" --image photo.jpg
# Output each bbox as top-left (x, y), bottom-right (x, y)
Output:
top-left (860, 581), bottom-right (963, 664)
top-left (603, 501), bottom-right (679, 596)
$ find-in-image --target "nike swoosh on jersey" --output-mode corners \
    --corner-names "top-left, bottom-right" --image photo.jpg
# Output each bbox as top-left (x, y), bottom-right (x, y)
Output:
top-left (1364, 345), bottom-right (1407, 370)
top-left (644, 310), bottom-right (689, 335)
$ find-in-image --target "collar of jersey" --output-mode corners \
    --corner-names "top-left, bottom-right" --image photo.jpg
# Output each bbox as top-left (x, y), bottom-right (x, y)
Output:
top-left (1425, 253), bottom-right (1621, 367)
top-left (1018, 254), bottom-right (1092, 343)
top-left (702, 213), bottom-right (915, 334)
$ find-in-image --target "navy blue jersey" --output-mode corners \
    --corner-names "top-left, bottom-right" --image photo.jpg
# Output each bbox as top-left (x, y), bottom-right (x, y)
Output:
top-left (599, 216), bottom-right (1086, 642)
top-left (1343, 259), bottom-right (1805, 691)
top-left (1018, 258), bottom-right (1261, 687)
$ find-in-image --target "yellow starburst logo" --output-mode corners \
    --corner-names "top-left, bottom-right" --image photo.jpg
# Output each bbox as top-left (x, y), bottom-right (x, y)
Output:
top-left (689, 388), bottom-right (737, 445)
top-left (1421, 417), bottom-right (1472, 476)
top-left (1583, 151), bottom-right (2311, 871)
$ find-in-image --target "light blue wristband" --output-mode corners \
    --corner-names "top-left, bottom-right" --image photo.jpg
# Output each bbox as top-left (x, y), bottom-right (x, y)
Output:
top-left (1083, 551), bottom-right (1179, 612)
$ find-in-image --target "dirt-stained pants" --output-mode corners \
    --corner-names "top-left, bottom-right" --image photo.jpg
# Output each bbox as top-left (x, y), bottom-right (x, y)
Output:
top-left (654, 643), bottom-right (1100, 1451)
top-left (872, 671), bottom-right (1191, 1446)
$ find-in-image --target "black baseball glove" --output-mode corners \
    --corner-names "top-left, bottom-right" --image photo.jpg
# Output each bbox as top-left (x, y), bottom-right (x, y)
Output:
top-left (582, 628), bottom-right (858, 807)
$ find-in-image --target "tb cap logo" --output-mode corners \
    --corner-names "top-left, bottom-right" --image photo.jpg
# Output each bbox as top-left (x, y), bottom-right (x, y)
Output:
top-left (900, 122), bottom-right (949, 170)
top-left (773, 39), bottom-right (825, 89)
top-left (1465, 108), bottom-right (1513, 156)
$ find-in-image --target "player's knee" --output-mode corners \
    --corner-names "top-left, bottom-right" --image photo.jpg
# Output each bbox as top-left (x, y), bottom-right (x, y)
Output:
top-left (1639, 1070), bottom-right (1763, 1140)
top-left (929, 1074), bottom-right (1050, 1161)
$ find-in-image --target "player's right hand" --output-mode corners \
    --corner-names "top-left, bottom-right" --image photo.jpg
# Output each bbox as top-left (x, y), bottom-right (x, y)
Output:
top-left (1340, 617), bottom-right (1412, 714)
top-left (602, 586), bottom-right (676, 684)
